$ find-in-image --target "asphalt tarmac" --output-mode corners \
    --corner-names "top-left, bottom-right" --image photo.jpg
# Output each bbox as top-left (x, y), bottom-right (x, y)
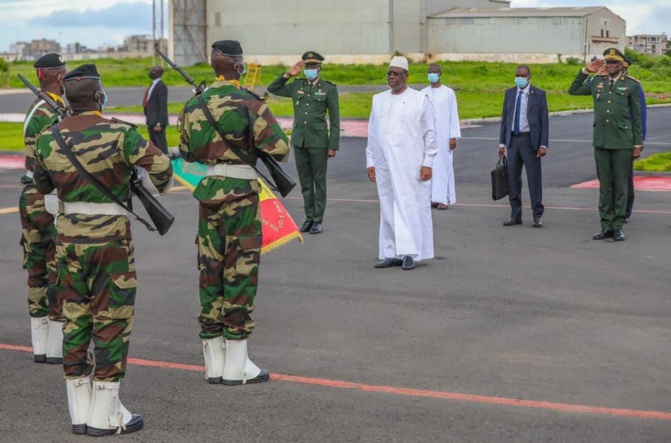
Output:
top-left (0, 110), bottom-right (670, 442)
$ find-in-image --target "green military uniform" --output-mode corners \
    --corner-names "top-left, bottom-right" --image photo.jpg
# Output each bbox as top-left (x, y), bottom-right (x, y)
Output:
top-left (267, 51), bottom-right (340, 232)
top-left (179, 79), bottom-right (290, 341)
top-left (33, 66), bottom-right (173, 383)
top-left (568, 48), bottom-right (642, 233)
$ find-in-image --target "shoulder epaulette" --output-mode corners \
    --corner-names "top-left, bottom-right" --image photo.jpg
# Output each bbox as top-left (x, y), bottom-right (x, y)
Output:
top-left (241, 87), bottom-right (266, 101)
top-left (109, 117), bottom-right (138, 129)
top-left (322, 80), bottom-right (337, 87)
top-left (626, 74), bottom-right (640, 84)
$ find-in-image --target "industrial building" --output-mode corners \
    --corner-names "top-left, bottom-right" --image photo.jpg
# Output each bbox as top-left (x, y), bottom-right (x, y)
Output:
top-left (169, 1), bottom-right (625, 66)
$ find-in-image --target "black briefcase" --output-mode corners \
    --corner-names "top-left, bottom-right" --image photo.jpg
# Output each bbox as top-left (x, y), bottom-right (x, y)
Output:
top-left (491, 155), bottom-right (509, 201)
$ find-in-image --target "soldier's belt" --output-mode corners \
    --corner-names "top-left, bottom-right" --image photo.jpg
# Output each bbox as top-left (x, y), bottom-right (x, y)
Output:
top-left (205, 164), bottom-right (258, 180)
top-left (25, 170), bottom-right (34, 179)
top-left (59, 201), bottom-right (128, 216)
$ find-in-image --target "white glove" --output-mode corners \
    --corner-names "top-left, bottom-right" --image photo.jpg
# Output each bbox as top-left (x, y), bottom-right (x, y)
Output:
top-left (136, 167), bottom-right (160, 197)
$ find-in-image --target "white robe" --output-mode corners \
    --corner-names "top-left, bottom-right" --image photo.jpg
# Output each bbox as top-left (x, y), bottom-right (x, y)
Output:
top-left (365, 88), bottom-right (438, 261)
top-left (421, 84), bottom-right (461, 205)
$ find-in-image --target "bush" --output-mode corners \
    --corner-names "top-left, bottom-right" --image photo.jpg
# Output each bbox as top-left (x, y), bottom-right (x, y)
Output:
top-left (0, 57), bottom-right (9, 87)
top-left (565, 57), bottom-right (581, 66)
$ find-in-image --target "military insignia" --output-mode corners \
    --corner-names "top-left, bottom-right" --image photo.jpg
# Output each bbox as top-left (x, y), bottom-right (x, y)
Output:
top-left (596, 83), bottom-right (604, 89)
top-left (58, 56), bottom-right (64, 63)
top-left (297, 90), bottom-right (304, 95)
top-left (616, 87), bottom-right (627, 91)
top-left (610, 49), bottom-right (616, 56)
top-left (308, 52), bottom-right (314, 59)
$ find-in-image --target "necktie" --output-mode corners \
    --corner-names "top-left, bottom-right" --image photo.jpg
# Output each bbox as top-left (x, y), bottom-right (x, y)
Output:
top-left (142, 87), bottom-right (150, 107)
top-left (513, 90), bottom-right (523, 136)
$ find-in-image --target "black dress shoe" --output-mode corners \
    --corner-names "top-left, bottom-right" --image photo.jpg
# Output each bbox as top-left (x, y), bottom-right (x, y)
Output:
top-left (309, 223), bottom-right (322, 234)
top-left (374, 258), bottom-right (403, 268)
top-left (592, 229), bottom-right (614, 240)
top-left (503, 218), bottom-right (522, 226)
top-left (614, 228), bottom-right (625, 241)
top-left (401, 256), bottom-right (415, 270)
top-left (298, 220), bottom-right (313, 232)
top-left (533, 218), bottom-right (543, 228)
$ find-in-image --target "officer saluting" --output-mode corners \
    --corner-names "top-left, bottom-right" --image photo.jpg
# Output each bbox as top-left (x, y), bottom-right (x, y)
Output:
top-left (33, 64), bottom-right (173, 436)
top-left (569, 48), bottom-right (642, 241)
top-left (267, 51), bottom-right (340, 234)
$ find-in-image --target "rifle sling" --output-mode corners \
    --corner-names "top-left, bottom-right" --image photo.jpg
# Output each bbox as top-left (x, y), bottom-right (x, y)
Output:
top-left (50, 124), bottom-right (155, 232)
top-left (195, 94), bottom-right (277, 190)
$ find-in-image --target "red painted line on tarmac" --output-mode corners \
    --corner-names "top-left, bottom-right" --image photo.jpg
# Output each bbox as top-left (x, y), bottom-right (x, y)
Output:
top-left (572, 176), bottom-right (671, 192)
top-left (2, 342), bottom-right (671, 421)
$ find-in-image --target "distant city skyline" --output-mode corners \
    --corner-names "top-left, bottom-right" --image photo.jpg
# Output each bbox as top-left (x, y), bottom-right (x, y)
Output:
top-left (0, 0), bottom-right (669, 54)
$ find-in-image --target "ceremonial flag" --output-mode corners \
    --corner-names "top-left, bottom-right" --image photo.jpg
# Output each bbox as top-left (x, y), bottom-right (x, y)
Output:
top-left (171, 158), bottom-right (303, 253)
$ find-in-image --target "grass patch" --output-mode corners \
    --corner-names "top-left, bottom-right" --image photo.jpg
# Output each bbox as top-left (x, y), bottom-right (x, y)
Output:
top-left (634, 152), bottom-right (671, 172)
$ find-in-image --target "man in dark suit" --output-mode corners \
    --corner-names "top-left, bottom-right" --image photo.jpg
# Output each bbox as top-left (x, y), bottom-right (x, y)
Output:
top-left (143, 65), bottom-right (169, 154)
top-left (498, 64), bottom-right (549, 228)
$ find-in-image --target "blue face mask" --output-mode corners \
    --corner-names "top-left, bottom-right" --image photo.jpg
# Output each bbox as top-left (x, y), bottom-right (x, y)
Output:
top-left (98, 92), bottom-right (108, 110)
top-left (304, 69), bottom-right (319, 80)
top-left (427, 73), bottom-right (440, 83)
top-left (515, 77), bottom-right (529, 89)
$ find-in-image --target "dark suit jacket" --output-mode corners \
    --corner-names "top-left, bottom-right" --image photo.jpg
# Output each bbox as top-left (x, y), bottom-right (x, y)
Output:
top-left (144, 79), bottom-right (168, 127)
top-left (499, 85), bottom-right (549, 150)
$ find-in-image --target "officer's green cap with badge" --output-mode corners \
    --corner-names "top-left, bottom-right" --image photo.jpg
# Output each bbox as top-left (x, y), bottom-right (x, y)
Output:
top-left (63, 64), bottom-right (101, 82)
top-left (33, 53), bottom-right (66, 70)
top-left (302, 51), bottom-right (324, 64)
top-left (603, 48), bottom-right (625, 62)
top-left (212, 40), bottom-right (243, 56)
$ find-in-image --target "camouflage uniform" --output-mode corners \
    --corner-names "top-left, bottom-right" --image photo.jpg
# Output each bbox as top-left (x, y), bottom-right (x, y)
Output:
top-left (20, 95), bottom-right (63, 321)
top-left (179, 80), bottom-right (290, 340)
top-left (33, 112), bottom-right (173, 381)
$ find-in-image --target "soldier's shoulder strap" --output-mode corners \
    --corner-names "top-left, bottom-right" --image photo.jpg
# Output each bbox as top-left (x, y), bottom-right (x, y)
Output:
top-left (322, 79), bottom-right (337, 87)
top-left (109, 117), bottom-right (138, 129)
top-left (625, 74), bottom-right (641, 84)
top-left (241, 87), bottom-right (266, 101)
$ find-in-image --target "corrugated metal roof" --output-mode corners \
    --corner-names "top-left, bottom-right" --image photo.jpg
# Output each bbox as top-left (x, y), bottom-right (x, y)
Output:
top-left (431, 6), bottom-right (607, 18)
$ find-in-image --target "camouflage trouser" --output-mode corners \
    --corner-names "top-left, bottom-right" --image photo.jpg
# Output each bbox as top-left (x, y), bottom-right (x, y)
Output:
top-left (197, 190), bottom-right (262, 341)
top-left (19, 185), bottom-right (61, 320)
top-left (57, 234), bottom-right (136, 382)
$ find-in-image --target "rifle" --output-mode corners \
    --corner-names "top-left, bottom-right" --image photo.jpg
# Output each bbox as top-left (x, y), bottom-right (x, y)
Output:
top-left (156, 48), bottom-right (295, 197)
top-left (18, 74), bottom-right (175, 235)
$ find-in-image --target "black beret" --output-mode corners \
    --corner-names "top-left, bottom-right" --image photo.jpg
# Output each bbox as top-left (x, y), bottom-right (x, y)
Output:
top-left (603, 48), bottom-right (625, 62)
top-left (211, 40), bottom-right (243, 56)
top-left (623, 56), bottom-right (633, 67)
top-left (63, 64), bottom-right (101, 82)
top-left (302, 51), bottom-right (324, 64)
top-left (34, 53), bottom-right (66, 69)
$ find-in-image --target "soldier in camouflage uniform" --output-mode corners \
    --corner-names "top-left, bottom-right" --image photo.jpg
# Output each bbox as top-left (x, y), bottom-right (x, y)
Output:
top-left (19, 53), bottom-right (67, 364)
top-left (34, 64), bottom-right (173, 436)
top-left (179, 40), bottom-right (290, 385)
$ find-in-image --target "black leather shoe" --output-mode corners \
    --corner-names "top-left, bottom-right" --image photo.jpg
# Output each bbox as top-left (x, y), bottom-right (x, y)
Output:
top-left (614, 228), bottom-right (625, 241)
top-left (309, 223), bottom-right (322, 234)
top-left (298, 220), bottom-right (313, 233)
top-left (374, 258), bottom-right (403, 269)
top-left (401, 256), bottom-right (415, 270)
top-left (533, 218), bottom-right (543, 228)
top-left (503, 218), bottom-right (522, 226)
top-left (592, 229), bottom-right (614, 240)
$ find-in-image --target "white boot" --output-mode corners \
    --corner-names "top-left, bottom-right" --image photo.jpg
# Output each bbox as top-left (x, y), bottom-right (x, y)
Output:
top-left (202, 337), bottom-right (225, 384)
top-left (46, 319), bottom-right (64, 364)
top-left (66, 376), bottom-right (92, 434)
top-left (30, 317), bottom-right (49, 362)
top-left (86, 381), bottom-right (143, 436)
top-left (222, 339), bottom-right (269, 386)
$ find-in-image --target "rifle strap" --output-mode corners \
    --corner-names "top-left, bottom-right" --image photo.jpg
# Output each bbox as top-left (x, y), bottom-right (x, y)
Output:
top-left (50, 124), bottom-right (155, 232)
top-left (195, 94), bottom-right (277, 190)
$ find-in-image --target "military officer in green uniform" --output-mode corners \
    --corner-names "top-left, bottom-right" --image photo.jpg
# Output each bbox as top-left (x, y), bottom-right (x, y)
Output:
top-left (267, 51), bottom-right (340, 234)
top-left (568, 48), bottom-right (642, 241)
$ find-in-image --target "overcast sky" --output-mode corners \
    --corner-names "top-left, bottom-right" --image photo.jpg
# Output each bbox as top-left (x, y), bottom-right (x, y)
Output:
top-left (0, 0), bottom-right (669, 53)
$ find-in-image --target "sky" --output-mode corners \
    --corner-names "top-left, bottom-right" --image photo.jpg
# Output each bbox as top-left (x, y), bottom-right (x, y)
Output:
top-left (0, 0), bottom-right (669, 53)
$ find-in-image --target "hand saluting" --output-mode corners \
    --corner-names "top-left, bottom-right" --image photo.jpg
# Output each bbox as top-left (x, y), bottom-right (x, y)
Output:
top-left (288, 61), bottom-right (305, 77)
top-left (586, 58), bottom-right (605, 74)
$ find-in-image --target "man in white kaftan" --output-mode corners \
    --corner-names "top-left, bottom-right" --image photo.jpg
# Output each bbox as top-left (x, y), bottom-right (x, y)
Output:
top-left (421, 64), bottom-right (461, 209)
top-left (365, 56), bottom-right (438, 271)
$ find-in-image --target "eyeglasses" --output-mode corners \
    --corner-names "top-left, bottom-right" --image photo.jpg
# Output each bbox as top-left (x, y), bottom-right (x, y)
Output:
top-left (386, 71), bottom-right (406, 77)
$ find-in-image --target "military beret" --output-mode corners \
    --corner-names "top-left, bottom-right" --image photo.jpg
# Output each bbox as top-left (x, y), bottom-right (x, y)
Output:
top-left (211, 40), bottom-right (243, 56)
top-left (603, 48), bottom-right (625, 62)
top-left (302, 51), bottom-right (324, 64)
top-left (622, 56), bottom-right (633, 68)
top-left (63, 64), bottom-right (101, 82)
top-left (34, 53), bottom-right (66, 69)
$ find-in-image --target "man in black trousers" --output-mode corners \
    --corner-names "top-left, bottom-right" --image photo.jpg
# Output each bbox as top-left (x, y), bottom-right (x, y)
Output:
top-left (498, 64), bottom-right (549, 228)
top-left (143, 65), bottom-right (169, 154)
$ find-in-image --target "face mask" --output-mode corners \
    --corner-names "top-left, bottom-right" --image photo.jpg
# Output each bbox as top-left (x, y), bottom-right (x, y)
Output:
top-left (304, 69), bottom-right (319, 80)
top-left (98, 92), bottom-right (108, 110)
top-left (515, 77), bottom-right (529, 89)
top-left (427, 73), bottom-right (440, 83)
